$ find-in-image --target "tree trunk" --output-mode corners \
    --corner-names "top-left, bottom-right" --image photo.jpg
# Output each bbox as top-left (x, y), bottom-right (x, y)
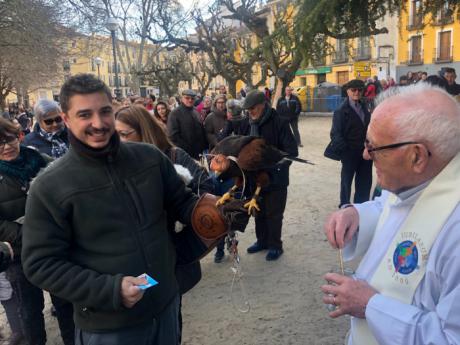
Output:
top-left (0, 94), bottom-right (6, 112)
top-left (227, 79), bottom-right (237, 99)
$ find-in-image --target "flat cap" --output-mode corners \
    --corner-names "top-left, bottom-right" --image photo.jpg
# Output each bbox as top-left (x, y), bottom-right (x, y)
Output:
top-left (242, 90), bottom-right (266, 109)
top-left (181, 89), bottom-right (197, 97)
top-left (344, 79), bottom-right (365, 90)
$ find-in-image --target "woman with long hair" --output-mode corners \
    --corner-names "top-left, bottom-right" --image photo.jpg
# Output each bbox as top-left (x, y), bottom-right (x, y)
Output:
top-left (153, 101), bottom-right (170, 129)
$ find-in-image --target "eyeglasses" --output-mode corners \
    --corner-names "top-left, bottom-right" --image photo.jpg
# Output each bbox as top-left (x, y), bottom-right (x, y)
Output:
top-left (43, 116), bottom-right (63, 126)
top-left (349, 88), bottom-right (362, 93)
top-left (364, 140), bottom-right (432, 158)
top-left (0, 136), bottom-right (19, 152)
top-left (117, 129), bottom-right (136, 139)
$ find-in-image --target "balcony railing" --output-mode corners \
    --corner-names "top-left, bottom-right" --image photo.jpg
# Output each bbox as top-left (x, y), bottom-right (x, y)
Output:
top-left (433, 46), bottom-right (453, 63)
top-left (406, 50), bottom-right (424, 65)
top-left (332, 51), bottom-right (349, 64)
top-left (406, 18), bottom-right (423, 30)
top-left (433, 15), bottom-right (454, 25)
top-left (353, 47), bottom-right (371, 61)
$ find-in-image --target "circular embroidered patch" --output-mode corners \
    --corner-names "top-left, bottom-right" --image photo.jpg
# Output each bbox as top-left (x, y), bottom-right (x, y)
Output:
top-left (393, 240), bottom-right (419, 275)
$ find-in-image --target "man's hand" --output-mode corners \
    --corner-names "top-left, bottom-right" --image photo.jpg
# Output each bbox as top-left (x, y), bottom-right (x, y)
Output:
top-left (324, 206), bottom-right (359, 249)
top-left (120, 276), bottom-right (147, 308)
top-left (321, 273), bottom-right (377, 319)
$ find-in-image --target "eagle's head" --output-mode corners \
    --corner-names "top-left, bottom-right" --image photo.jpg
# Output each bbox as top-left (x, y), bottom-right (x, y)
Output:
top-left (210, 154), bottom-right (231, 175)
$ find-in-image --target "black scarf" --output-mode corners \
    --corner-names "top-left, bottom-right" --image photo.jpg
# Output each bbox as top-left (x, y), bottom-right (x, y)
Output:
top-left (68, 130), bottom-right (120, 160)
top-left (249, 104), bottom-right (272, 137)
top-left (0, 146), bottom-right (47, 184)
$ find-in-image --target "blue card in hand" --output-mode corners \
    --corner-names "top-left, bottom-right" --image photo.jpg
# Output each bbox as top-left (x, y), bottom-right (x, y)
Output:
top-left (137, 273), bottom-right (159, 290)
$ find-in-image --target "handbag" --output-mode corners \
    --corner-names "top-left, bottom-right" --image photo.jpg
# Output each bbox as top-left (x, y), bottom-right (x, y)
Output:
top-left (324, 140), bottom-right (342, 161)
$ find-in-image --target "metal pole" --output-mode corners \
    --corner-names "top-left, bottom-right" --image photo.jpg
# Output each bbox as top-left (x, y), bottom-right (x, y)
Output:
top-left (97, 64), bottom-right (100, 79)
top-left (110, 30), bottom-right (120, 100)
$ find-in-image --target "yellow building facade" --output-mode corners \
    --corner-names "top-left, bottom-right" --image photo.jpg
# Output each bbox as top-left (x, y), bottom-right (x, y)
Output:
top-left (396, 0), bottom-right (460, 79)
top-left (7, 35), bottom-right (158, 107)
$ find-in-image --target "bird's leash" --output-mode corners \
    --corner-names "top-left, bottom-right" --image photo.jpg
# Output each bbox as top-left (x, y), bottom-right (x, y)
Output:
top-left (227, 231), bottom-right (251, 313)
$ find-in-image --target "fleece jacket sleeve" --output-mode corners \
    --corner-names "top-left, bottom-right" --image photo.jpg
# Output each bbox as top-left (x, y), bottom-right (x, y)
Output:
top-left (21, 179), bottom-right (124, 312)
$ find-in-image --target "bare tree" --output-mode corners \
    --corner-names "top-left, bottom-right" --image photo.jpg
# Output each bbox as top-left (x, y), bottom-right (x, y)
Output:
top-left (146, 1), bottom-right (268, 97)
top-left (0, 0), bottom-right (68, 110)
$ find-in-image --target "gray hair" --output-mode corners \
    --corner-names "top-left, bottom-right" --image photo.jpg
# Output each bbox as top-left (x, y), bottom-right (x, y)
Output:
top-left (375, 83), bottom-right (460, 160)
top-left (226, 99), bottom-right (242, 116)
top-left (34, 99), bottom-right (61, 121)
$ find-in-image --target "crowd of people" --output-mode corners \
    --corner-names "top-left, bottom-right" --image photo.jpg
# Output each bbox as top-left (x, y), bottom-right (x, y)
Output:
top-left (0, 67), bottom-right (459, 345)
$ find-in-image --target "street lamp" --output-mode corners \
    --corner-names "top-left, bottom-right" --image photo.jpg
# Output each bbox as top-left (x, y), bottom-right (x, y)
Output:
top-left (106, 17), bottom-right (121, 100)
top-left (94, 57), bottom-right (102, 79)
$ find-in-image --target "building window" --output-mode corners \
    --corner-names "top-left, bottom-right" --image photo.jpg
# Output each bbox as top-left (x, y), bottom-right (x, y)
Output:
top-left (300, 77), bottom-right (307, 86)
top-left (109, 76), bottom-right (113, 86)
top-left (337, 71), bottom-right (349, 85)
top-left (435, 2), bottom-right (454, 25)
top-left (435, 31), bottom-right (452, 63)
top-left (316, 74), bottom-right (326, 84)
top-left (91, 59), bottom-right (96, 72)
top-left (354, 37), bottom-right (371, 61)
top-left (408, 0), bottom-right (423, 29)
top-left (71, 41), bottom-right (77, 48)
top-left (72, 58), bottom-right (77, 64)
top-left (333, 39), bottom-right (348, 63)
top-left (108, 63), bottom-right (112, 73)
top-left (409, 35), bottom-right (423, 65)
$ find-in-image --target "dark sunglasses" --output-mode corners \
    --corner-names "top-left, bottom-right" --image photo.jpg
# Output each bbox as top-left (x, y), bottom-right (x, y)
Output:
top-left (43, 116), bottom-right (63, 126)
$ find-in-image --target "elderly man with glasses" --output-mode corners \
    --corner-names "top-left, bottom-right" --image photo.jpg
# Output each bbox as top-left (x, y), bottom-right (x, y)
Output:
top-left (328, 79), bottom-right (372, 208)
top-left (23, 99), bottom-right (69, 159)
top-left (167, 89), bottom-right (208, 160)
top-left (322, 83), bottom-right (460, 345)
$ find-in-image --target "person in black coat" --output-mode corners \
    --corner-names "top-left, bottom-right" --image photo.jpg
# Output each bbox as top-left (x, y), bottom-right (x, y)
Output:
top-left (0, 117), bottom-right (75, 345)
top-left (276, 86), bottom-right (302, 147)
top-left (23, 99), bottom-right (69, 159)
top-left (167, 89), bottom-right (208, 159)
top-left (329, 79), bottom-right (373, 207)
top-left (241, 91), bottom-right (298, 261)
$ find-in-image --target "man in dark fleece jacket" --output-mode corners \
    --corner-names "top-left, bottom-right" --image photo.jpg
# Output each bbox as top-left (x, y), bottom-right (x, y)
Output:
top-left (21, 74), bottom-right (199, 345)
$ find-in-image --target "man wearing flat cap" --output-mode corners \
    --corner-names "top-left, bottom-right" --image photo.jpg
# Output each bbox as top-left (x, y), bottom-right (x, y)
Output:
top-left (329, 79), bottom-right (372, 207)
top-left (240, 90), bottom-right (298, 261)
top-left (167, 89), bottom-right (208, 159)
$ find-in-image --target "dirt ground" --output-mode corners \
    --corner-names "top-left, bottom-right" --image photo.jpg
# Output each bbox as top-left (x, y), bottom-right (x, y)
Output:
top-left (0, 116), bottom-right (354, 345)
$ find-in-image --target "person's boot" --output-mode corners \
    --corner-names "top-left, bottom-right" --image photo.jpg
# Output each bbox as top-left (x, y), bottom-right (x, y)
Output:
top-left (214, 248), bottom-right (224, 263)
top-left (246, 242), bottom-right (267, 254)
top-left (266, 248), bottom-right (283, 261)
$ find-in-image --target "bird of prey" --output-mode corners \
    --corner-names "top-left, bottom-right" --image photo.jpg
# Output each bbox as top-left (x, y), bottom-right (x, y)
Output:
top-left (209, 135), bottom-right (313, 215)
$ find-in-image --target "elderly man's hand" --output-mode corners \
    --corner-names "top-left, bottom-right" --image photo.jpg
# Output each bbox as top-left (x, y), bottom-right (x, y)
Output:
top-left (324, 206), bottom-right (359, 249)
top-left (120, 276), bottom-right (147, 308)
top-left (321, 273), bottom-right (377, 319)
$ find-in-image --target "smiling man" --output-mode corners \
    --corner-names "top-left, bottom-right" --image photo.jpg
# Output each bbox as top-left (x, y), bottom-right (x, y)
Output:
top-left (21, 74), bottom-right (202, 344)
top-left (322, 83), bottom-right (460, 345)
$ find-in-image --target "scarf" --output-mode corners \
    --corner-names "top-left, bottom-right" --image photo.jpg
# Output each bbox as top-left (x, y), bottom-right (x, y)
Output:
top-left (0, 146), bottom-right (47, 185)
top-left (249, 104), bottom-right (272, 137)
top-left (38, 127), bottom-right (69, 159)
top-left (68, 130), bottom-right (120, 160)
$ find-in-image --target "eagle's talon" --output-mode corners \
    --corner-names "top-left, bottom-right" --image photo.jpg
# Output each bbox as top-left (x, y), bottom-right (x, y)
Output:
top-left (216, 192), bottom-right (233, 206)
top-left (244, 198), bottom-right (260, 215)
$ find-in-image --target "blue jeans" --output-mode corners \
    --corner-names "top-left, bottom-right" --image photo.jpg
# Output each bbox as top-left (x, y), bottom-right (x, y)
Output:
top-left (75, 294), bottom-right (180, 345)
